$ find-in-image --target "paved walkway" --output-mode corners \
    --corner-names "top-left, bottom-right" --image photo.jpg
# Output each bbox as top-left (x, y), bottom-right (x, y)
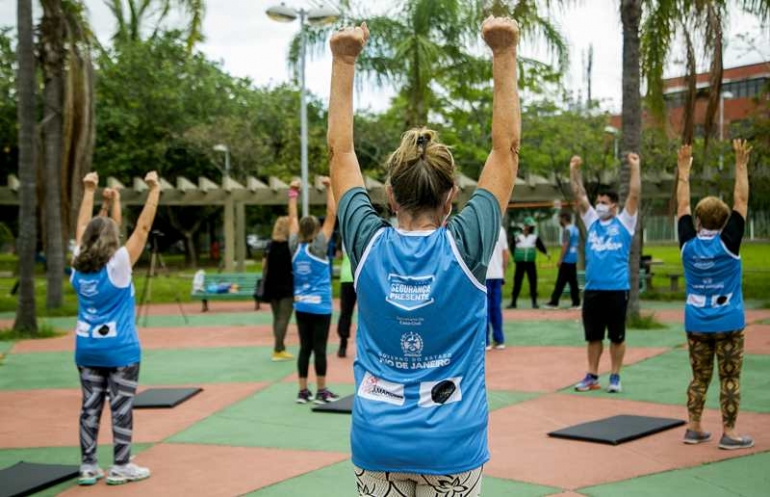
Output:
top-left (0, 300), bottom-right (768, 496)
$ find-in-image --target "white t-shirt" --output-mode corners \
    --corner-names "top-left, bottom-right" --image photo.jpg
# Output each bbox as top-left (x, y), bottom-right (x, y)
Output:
top-left (72, 246), bottom-right (132, 288)
top-left (582, 206), bottom-right (637, 235)
top-left (486, 227), bottom-right (509, 280)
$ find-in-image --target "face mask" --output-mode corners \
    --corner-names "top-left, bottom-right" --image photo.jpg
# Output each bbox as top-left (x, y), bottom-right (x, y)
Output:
top-left (596, 203), bottom-right (613, 220)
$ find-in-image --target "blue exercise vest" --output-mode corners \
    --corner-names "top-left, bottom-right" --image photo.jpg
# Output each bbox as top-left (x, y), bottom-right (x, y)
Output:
top-left (292, 243), bottom-right (332, 315)
top-left (682, 234), bottom-right (744, 332)
top-left (71, 253), bottom-right (140, 368)
top-left (585, 217), bottom-right (632, 291)
top-left (351, 227), bottom-right (489, 475)
top-left (563, 225), bottom-right (580, 264)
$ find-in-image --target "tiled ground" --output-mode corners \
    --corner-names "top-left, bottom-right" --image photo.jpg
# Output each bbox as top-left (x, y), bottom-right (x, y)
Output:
top-left (0, 300), bottom-right (768, 496)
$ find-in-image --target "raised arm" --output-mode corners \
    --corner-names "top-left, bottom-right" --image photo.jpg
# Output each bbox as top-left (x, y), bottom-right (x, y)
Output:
top-left (76, 172), bottom-right (99, 246)
top-left (328, 23), bottom-right (369, 202)
top-left (676, 145), bottom-right (692, 219)
top-left (569, 156), bottom-right (590, 216)
top-left (125, 172), bottom-right (160, 266)
top-left (732, 139), bottom-right (751, 219)
top-left (110, 187), bottom-right (122, 227)
top-left (477, 17), bottom-right (521, 214)
top-left (288, 179), bottom-right (300, 236)
top-left (624, 152), bottom-right (641, 216)
top-left (320, 176), bottom-right (336, 241)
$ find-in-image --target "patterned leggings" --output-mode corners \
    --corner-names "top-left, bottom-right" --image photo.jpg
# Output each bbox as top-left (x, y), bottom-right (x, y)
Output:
top-left (687, 331), bottom-right (744, 429)
top-left (354, 465), bottom-right (483, 497)
top-left (77, 363), bottom-right (140, 466)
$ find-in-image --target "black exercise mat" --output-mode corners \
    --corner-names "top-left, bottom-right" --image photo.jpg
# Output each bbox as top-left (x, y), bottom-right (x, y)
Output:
top-left (0, 462), bottom-right (79, 497)
top-left (548, 414), bottom-right (685, 445)
top-left (312, 394), bottom-right (354, 414)
top-left (133, 387), bottom-right (203, 408)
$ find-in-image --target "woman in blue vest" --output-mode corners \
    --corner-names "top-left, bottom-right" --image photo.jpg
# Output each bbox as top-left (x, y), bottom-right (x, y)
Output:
top-left (327, 17), bottom-right (520, 496)
top-left (676, 141), bottom-right (753, 450)
top-left (288, 176), bottom-right (340, 404)
top-left (72, 171), bottom-right (159, 486)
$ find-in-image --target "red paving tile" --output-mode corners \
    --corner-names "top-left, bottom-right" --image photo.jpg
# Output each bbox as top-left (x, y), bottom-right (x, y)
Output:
top-left (10, 326), bottom-right (303, 354)
top-left (59, 443), bottom-right (349, 497)
top-left (745, 324), bottom-right (770, 354)
top-left (486, 393), bottom-right (770, 490)
top-left (484, 347), bottom-right (670, 393)
top-left (0, 383), bottom-right (266, 449)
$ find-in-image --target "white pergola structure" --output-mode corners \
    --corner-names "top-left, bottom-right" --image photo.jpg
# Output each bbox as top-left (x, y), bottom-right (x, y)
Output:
top-left (0, 170), bottom-right (684, 271)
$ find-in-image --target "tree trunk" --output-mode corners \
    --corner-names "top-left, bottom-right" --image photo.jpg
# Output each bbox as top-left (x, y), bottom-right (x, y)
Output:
top-left (620, 0), bottom-right (642, 320)
top-left (13, 0), bottom-right (38, 335)
top-left (40, 0), bottom-right (66, 309)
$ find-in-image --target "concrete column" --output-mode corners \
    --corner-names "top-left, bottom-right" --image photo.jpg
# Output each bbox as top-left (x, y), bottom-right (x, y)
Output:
top-left (224, 197), bottom-right (235, 272)
top-left (235, 202), bottom-right (246, 272)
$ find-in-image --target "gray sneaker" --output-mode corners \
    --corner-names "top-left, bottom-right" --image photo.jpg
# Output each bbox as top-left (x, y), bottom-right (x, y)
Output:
top-left (78, 464), bottom-right (104, 486)
top-left (683, 429), bottom-right (711, 445)
top-left (718, 434), bottom-right (754, 450)
top-left (106, 463), bottom-right (151, 485)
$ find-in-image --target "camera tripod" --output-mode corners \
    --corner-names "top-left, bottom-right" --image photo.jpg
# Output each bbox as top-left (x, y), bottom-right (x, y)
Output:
top-left (136, 231), bottom-right (188, 327)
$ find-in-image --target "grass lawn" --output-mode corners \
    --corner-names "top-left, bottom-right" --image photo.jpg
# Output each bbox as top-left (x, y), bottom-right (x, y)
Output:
top-left (0, 243), bottom-right (767, 318)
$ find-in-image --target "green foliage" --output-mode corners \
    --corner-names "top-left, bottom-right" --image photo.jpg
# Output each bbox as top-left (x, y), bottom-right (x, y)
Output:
top-left (0, 322), bottom-right (66, 341)
top-left (0, 27), bottom-right (16, 179)
top-left (627, 312), bottom-right (667, 329)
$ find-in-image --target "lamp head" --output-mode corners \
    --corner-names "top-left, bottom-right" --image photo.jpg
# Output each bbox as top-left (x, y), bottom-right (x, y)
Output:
top-left (213, 144), bottom-right (228, 152)
top-left (604, 125), bottom-right (619, 135)
top-left (266, 3), bottom-right (299, 22)
top-left (306, 6), bottom-right (340, 26)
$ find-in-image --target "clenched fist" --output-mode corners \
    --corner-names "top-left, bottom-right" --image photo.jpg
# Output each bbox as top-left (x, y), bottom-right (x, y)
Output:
top-left (482, 16), bottom-right (520, 54)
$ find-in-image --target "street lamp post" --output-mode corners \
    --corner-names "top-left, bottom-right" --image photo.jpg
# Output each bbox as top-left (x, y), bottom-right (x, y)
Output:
top-left (718, 91), bottom-right (734, 171)
top-left (604, 125), bottom-right (619, 162)
top-left (213, 144), bottom-right (230, 178)
top-left (267, 2), bottom-right (340, 217)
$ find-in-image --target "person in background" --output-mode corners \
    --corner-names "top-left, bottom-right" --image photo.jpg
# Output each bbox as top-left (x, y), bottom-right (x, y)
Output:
top-left (508, 217), bottom-right (549, 309)
top-left (570, 154), bottom-right (640, 394)
top-left (328, 16), bottom-right (520, 496)
top-left (336, 244), bottom-right (356, 358)
top-left (676, 141), bottom-right (753, 450)
top-left (288, 176), bottom-right (340, 405)
top-left (544, 212), bottom-right (581, 309)
top-left (72, 171), bottom-right (159, 486)
top-left (486, 225), bottom-right (509, 350)
top-left (262, 216), bottom-right (295, 362)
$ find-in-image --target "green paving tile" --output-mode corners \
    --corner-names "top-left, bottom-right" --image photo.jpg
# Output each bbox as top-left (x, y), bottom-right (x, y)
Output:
top-left (581, 450), bottom-right (770, 497)
top-left (0, 341), bottom-right (12, 355)
top-left (246, 460), bottom-right (560, 497)
top-left (170, 382), bottom-right (355, 452)
top-left (0, 444), bottom-right (151, 497)
top-left (504, 320), bottom-right (686, 348)
top-left (488, 390), bottom-right (541, 411)
top-left (562, 349), bottom-right (770, 413)
top-left (171, 383), bottom-right (539, 454)
top-left (37, 310), bottom-right (344, 329)
top-left (0, 346), bottom-right (297, 390)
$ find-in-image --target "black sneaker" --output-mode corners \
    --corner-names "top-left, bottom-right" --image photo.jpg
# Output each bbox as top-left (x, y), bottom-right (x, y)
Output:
top-left (314, 388), bottom-right (340, 404)
top-left (296, 389), bottom-right (314, 404)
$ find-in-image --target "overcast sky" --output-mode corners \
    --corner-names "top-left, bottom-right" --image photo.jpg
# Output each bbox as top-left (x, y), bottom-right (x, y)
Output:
top-left (1, 0), bottom-right (768, 114)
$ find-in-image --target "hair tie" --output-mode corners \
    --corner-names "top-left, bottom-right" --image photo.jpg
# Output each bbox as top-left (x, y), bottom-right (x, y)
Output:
top-left (416, 134), bottom-right (428, 159)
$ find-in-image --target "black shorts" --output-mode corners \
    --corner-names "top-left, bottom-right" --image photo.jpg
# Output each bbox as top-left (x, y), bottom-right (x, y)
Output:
top-left (582, 290), bottom-right (628, 343)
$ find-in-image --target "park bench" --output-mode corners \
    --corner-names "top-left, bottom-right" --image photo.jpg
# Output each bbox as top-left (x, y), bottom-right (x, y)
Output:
top-left (666, 273), bottom-right (683, 292)
top-left (190, 272), bottom-right (261, 312)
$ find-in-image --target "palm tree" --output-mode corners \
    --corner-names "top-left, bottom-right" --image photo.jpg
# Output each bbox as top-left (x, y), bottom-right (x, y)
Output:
top-left (14, 0), bottom-right (38, 334)
top-left (104, 0), bottom-right (205, 52)
top-left (39, 0), bottom-right (67, 309)
top-left (39, 0), bottom-right (96, 309)
top-left (642, 0), bottom-right (770, 144)
top-left (620, 0), bottom-right (643, 319)
top-left (289, 0), bottom-right (571, 128)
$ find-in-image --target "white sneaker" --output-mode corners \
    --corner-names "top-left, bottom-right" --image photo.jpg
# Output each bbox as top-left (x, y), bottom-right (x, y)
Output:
top-left (78, 464), bottom-right (104, 486)
top-left (106, 463), bottom-right (151, 485)
top-left (493, 344), bottom-right (506, 350)
top-left (485, 345), bottom-right (492, 351)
